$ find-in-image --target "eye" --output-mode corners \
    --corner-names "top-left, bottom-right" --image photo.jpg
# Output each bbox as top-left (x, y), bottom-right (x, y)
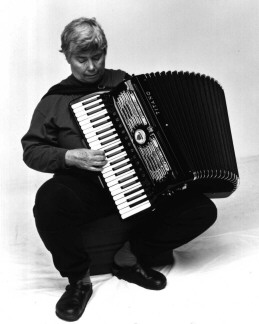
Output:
top-left (78, 58), bottom-right (86, 63)
top-left (93, 55), bottom-right (102, 61)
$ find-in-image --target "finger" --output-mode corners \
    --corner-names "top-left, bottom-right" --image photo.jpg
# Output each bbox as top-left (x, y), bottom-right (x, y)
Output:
top-left (92, 160), bottom-right (108, 167)
top-left (94, 155), bottom-right (108, 162)
top-left (91, 149), bottom-right (106, 156)
top-left (88, 166), bottom-right (105, 172)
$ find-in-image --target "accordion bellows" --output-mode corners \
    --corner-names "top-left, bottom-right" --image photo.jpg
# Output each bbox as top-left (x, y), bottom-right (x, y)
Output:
top-left (70, 71), bottom-right (239, 218)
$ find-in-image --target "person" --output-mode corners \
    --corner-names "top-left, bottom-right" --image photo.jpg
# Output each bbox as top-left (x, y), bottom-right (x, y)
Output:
top-left (21, 17), bottom-right (217, 322)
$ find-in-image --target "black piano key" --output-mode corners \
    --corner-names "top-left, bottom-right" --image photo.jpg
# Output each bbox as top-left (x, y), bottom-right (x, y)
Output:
top-left (82, 98), bottom-right (100, 108)
top-left (112, 161), bottom-right (131, 171)
top-left (126, 192), bottom-right (145, 202)
top-left (104, 143), bottom-right (121, 154)
top-left (100, 135), bottom-right (119, 146)
top-left (96, 126), bottom-right (113, 135)
top-left (120, 179), bottom-right (138, 189)
top-left (106, 148), bottom-right (124, 158)
top-left (87, 107), bottom-right (104, 115)
top-left (110, 156), bottom-right (127, 166)
top-left (124, 186), bottom-right (142, 197)
top-left (115, 166), bottom-right (132, 176)
top-left (98, 130), bottom-right (116, 140)
top-left (129, 197), bottom-right (148, 208)
top-left (118, 174), bottom-right (135, 184)
top-left (90, 113), bottom-right (108, 123)
top-left (93, 118), bottom-right (111, 128)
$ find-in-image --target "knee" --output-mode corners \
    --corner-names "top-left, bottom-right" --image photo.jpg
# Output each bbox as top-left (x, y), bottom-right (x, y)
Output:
top-left (34, 179), bottom-right (62, 212)
top-left (33, 179), bottom-right (78, 230)
top-left (182, 192), bottom-right (218, 227)
top-left (159, 191), bottom-right (217, 228)
top-left (185, 193), bottom-right (218, 231)
top-left (202, 196), bottom-right (217, 227)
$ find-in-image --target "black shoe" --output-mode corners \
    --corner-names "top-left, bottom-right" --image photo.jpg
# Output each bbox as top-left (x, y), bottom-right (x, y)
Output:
top-left (112, 263), bottom-right (167, 290)
top-left (56, 283), bottom-right (93, 322)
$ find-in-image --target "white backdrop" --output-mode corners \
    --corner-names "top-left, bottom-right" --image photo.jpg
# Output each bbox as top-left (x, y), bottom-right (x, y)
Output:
top-left (1, 1), bottom-right (259, 323)
top-left (1, 0), bottom-right (259, 268)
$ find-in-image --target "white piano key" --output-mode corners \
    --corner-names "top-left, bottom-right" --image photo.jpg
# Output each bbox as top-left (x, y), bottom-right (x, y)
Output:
top-left (90, 138), bottom-right (122, 151)
top-left (117, 194), bottom-right (148, 210)
top-left (87, 129), bottom-right (115, 142)
top-left (106, 151), bottom-right (126, 161)
top-left (102, 152), bottom-right (127, 171)
top-left (71, 95), bottom-right (100, 109)
top-left (99, 133), bottom-right (118, 144)
top-left (74, 109), bottom-right (88, 118)
top-left (83, 103), bottom-right (105, 114)
top-left (120, 199), bottom-right (150, 213)
top-left (77, 109), bottom-right (108, 122)
top-left (71, 105), bottom-right (85, 113)
top-left (102, 158), bottom-right (130, 175)
top-left (109, 180), bottom-right (140, 197)
top-left (81, 121), bottom-right (111, 133)
top-left (115, 188), bottom-right (145, 205)
top-left (91, 115), bottom-right (110, 126)
top-left (80, 115), bottom-right (111, 131)
top-left (106, 170), bottom-right (135, 187)
top-left (77, 109), bottom-right (107, 123)
top-left (78, 114), bottom-right (91, 123)
top-left (82, 98), bottom-right (103, 108)
top-left (74, 98), bottom-right (102, 110)
top-left (86, 109), bottom-right (108, 119)
top-left (90, 138), bottom-right (121, 150)
top-left (74, 104), bottom-right (105, 117)
top-left (112, 183), bottom-right (141, 201)
top-left (108, 176), bottom-right (139, 195)
top-left (103, 164), bottom-right (133, 181)
top-left (120, 201), bottom-right (151, 219)
top-left (102, 139), bottom-right (123, 151)
top-left (104, 145), bottom-right (125, 157)
top-left (81, 121), bottom-right (113, 134)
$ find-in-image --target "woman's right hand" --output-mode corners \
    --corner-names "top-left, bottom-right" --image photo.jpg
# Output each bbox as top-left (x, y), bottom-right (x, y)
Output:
top-left (65, 148), bottom-right (108, 172)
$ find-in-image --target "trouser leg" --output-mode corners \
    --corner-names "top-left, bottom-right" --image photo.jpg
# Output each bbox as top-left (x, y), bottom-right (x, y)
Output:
top-left (33, 175), bottom-right (115, 283)
top-left (129, 191), bottom-right (217, 263)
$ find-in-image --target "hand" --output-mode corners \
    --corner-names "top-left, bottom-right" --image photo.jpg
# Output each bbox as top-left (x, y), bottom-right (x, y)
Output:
top-left (65, 148), bottom-right (108, 172)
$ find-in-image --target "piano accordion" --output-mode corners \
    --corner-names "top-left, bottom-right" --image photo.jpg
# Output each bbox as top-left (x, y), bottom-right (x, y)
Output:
top-left (70, 71), bottom-right (239, 219)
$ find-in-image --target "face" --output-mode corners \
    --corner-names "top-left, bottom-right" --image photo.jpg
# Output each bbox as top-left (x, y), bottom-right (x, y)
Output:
top-left (68, 49), bottom-right (106, 84)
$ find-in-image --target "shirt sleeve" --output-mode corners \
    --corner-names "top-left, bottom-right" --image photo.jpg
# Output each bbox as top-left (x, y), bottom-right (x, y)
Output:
top-left (21, 102), bottom-right (68, 173)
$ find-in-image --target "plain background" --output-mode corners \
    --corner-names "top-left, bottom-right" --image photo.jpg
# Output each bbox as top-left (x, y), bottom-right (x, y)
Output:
top-left (1, 2), bottom-right (259, 323)
top-left (1, 0), bottom-right (259, 264)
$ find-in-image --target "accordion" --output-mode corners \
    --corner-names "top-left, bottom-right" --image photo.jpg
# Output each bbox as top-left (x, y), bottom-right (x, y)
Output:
top-left (70, 71), bottom-right (239, 219)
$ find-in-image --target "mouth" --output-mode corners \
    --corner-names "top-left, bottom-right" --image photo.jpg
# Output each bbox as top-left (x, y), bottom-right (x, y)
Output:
top-left (85, 73), bottom-right (98, 78)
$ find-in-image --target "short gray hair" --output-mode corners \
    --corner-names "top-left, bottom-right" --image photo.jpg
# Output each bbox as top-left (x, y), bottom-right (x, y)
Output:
top-left (60, 17), bottom-right (108, 59)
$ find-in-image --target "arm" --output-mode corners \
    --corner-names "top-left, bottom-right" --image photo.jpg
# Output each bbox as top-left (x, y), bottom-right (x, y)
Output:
top-left (21, 100), bottom-right (107, 173)
top-left (21, 108), bottom-right (68, 173)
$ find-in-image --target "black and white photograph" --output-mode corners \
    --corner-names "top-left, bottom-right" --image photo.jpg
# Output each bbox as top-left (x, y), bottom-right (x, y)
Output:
top-left (1, 0), bottom-right (259, 323)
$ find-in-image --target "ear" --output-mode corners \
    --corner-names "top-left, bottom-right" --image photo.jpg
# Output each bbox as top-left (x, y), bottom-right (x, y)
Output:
top-left (66, 54), bottom-right (71, 64)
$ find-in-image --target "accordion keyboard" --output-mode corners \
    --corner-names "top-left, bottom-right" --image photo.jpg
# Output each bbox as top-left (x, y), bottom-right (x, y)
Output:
top-left (71, 94), bottom-right (151, 218)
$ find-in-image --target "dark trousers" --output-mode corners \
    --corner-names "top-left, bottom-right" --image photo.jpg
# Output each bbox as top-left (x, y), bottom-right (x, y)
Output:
top-left (33, 174), bottom-right (217, 284)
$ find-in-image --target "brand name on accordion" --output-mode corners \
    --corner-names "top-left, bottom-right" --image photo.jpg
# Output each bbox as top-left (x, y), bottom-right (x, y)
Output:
top-left (145, 91), bottom-right (159, 115)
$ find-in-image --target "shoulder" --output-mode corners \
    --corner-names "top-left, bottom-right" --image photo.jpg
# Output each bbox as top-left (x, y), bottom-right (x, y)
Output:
top-left (37, 76), bottom-right (76, 116)
top-left (104, 69), bottom-right (131, 88)
top-left (35, 93), bottom-right (73, 118)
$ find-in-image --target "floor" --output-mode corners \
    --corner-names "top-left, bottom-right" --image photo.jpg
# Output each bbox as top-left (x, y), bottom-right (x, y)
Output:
top-left (1, 155), bottom-right (259, 324)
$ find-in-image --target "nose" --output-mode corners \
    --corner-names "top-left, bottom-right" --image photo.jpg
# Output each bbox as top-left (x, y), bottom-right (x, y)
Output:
top-left (86, 59), bottom-right (95, 71)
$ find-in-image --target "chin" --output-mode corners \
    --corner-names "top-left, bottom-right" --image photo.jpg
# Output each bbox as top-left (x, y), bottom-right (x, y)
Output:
top-left (83, 76), bottom-right (100, 84)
